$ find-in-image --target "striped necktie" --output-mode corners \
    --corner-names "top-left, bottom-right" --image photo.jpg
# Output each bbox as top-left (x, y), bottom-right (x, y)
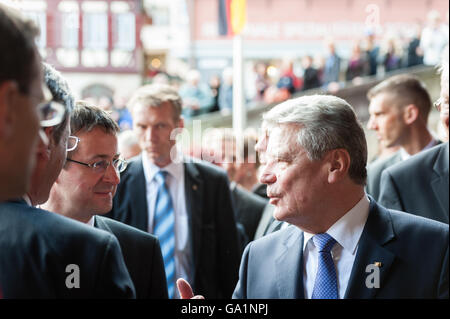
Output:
top-left (311, 233), bottom-right (338, 299)
top-left (153, 170), bottom-right (176, 298)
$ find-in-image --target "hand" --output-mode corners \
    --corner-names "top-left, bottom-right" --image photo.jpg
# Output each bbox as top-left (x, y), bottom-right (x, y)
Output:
top-left (176, 278), bottom-right (205, 299)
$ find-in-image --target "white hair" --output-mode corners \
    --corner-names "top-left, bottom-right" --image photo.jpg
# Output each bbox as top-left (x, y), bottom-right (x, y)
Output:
top-left (263, 94), bottom-right (367, 185)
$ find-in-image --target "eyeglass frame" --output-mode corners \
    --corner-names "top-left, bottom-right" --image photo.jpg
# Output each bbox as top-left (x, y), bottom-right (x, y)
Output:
top-left (25, 83), bottom-right (66, 128)
top-left (66, 157), bottom-right (128, 173)
top-left (66, 136), bottom-right (80, 152)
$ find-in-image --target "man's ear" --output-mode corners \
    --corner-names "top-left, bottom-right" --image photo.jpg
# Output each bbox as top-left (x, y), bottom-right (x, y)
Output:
top-left (0, 81), bottom-right (20, 140)
top-left (403, 104), bottom-right (419, 125)
top-left (327, 148), bottom-right (351, 184)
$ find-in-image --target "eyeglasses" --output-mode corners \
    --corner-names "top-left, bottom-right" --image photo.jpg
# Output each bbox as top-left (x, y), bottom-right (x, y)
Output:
top-left (38, 84), bottom-right (66, 127)
top-left (434, 97), bottom-right (449, 115)
top-left (66, 136), bottom-right (80, 152)
top-left (66, 157), bottom-right (128, 174)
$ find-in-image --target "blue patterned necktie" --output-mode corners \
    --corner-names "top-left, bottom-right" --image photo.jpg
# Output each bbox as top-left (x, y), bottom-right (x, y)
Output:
top-left (311, 233), bottom-right (338, 299)
top-left (153, 170), bottom-right (176, 298)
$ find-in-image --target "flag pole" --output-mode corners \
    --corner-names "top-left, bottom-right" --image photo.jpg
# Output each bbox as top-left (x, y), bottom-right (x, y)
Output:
top-left (232, 33), bottom-right (246, 164)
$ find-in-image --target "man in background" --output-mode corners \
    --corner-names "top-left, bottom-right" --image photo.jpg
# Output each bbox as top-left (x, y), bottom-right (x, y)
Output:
top-left (107, 84), bottom-right (241, 299)
top-left (366, 74), bottom-right (438, 200)
top-left (379, 46), bottom-right (449, 223)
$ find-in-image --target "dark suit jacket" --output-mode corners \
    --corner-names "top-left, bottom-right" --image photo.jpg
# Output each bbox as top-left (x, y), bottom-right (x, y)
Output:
top-left (366, 151), bottom-right (402, 201)
top-left (94, 215), bottom-right (168, 299)
top-left (231, 184), bottom-right (268, 242)
top-left (233, 199), bottom-right (449, 299)
top-left (379, 142), bottom-right (449, 224)
top-left (0, 201), bottom-right (135, 298)
top-left (106, 155), bottom-right (241, 298)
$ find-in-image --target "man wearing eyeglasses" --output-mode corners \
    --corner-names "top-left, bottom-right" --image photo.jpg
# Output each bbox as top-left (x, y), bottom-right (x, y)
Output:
top-left (43, 102), bottom-right (168, 299)
top-left (0, 10), bottom-right (135, 296)
top-left (379, 46), bottom-right (449, 224)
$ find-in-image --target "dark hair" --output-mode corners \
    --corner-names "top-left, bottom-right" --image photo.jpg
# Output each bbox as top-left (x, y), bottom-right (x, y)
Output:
top-left (0, 4), bottom-right (39, 94)
top-left (44, 63), bottom-right (74, 143)
top-left (367, 74), bottom-right (432, 119)
top-left (70, 101), bottom-right (120, 139)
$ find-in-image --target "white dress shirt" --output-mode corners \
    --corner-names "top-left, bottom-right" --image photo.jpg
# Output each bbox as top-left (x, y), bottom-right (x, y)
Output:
top-left (86, 216), bottom-right (95, 227)
top-left (141, 151), bottom-right (193, 297)
top-left (303, 195), bottom-right (370, 299)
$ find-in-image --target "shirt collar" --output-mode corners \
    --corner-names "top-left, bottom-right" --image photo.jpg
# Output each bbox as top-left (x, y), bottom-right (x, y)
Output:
top-left (22, 194), bottom-right (32, 206)
top-left (303, 195), bottom-right (370, 255)
top-left (142, 150), bottom-right (184, 183)
top-left (87, 216), bottom-right (95, 227)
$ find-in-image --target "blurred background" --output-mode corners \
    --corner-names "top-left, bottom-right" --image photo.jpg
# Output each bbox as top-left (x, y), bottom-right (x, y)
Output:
top-left (7, 0), bottom-right (449, 161)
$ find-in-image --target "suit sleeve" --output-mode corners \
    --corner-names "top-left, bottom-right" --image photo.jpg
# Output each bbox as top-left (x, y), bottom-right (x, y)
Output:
top-left (232, 242), bottom-right (251, 299)
top-left (95, 234), bottom-right (136, 298)
top-left (149, 237), bottom-right (169, 299)
top-left (378, 169), bottom-right (404, 211)
top-left (216, 173), bottom-right (241, 298)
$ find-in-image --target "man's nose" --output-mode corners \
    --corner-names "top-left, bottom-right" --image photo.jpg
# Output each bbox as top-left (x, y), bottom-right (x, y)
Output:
top-left (259, 169), bottom-right (276, 185)
top-left (366, 116), bottom-right (377, 130)
top-left (103, 162), bottom-right (120, 185)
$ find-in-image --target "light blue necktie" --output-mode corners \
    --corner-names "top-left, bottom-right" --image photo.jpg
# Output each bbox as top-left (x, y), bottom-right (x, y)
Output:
top-left (311, 233), bottom-right (338, 299)
top-left (153, 171), bottom-right (176, 298)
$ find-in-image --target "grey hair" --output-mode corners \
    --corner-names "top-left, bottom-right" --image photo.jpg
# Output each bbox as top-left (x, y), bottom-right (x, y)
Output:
top-left (127, 83), bottom-right (182, 121)
top-left (263, 95), bottom-right (367, 185)
top-left (43, 63), bottom-right (74, 143)
top-left (43, 63), bottom-right (74, 113)
top-left (70, 101), bottom-right (119, 136)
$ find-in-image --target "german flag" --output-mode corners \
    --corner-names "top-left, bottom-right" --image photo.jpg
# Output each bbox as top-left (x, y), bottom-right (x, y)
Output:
top-left (218, 0), bottom-right (247, 36)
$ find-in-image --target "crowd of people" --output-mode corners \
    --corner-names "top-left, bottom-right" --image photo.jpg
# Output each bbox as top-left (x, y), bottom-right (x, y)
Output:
top-left (140, 9), bottom-right (449, 120)
top-left (0, 3), bottom-right (448, 300)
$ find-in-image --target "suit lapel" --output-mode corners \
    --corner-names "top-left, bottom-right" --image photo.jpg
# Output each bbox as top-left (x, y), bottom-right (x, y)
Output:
top-left (93, 216), bottom-right (111, 233)
top-left (344, 200), bottom-right (395, 299)
top-left (275, 227), bottom-right (305, 298)
top-left (431, 143), bottom-right (449, 222)
top-left (128, 156), bottom-right (149, 231)
top-left (184, 161), bottom-right (204, 271)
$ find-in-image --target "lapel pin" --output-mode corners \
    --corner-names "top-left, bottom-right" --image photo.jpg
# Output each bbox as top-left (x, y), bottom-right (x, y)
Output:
top-left (192, 185), bottom-right (198, 191)
top-left (374, 262), bottom-right (382, 267)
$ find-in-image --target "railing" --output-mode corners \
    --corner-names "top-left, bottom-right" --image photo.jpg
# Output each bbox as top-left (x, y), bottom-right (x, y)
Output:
top-left (182, 65), bottom-right (442, 162)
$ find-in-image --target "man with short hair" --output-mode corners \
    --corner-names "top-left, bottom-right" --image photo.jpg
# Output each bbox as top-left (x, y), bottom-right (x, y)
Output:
top-left (0, 12), bottom-right (135, 296)
top-left (204, 128), bottom-right (268, 244)
top-left (366, 74), bottom-right (438, 200)
top-left (43, 102), bottom-right (168, 299)
top-left (25, 63), bottom-right (74, 206)
top-left (231, 94), bottom-right (448, 298)
top-left (0, 3), bottom-right (42, 201)
top-left (107, 83), bottom-right (241, 299)
top-left (179, 94), bottom-right (448, 299)
top-left (379, 46), bottom-right (449, 223)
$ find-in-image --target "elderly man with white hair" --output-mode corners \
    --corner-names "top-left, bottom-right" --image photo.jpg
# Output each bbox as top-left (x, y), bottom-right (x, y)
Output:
top-left (178, 94), bottom-right (448, 299)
